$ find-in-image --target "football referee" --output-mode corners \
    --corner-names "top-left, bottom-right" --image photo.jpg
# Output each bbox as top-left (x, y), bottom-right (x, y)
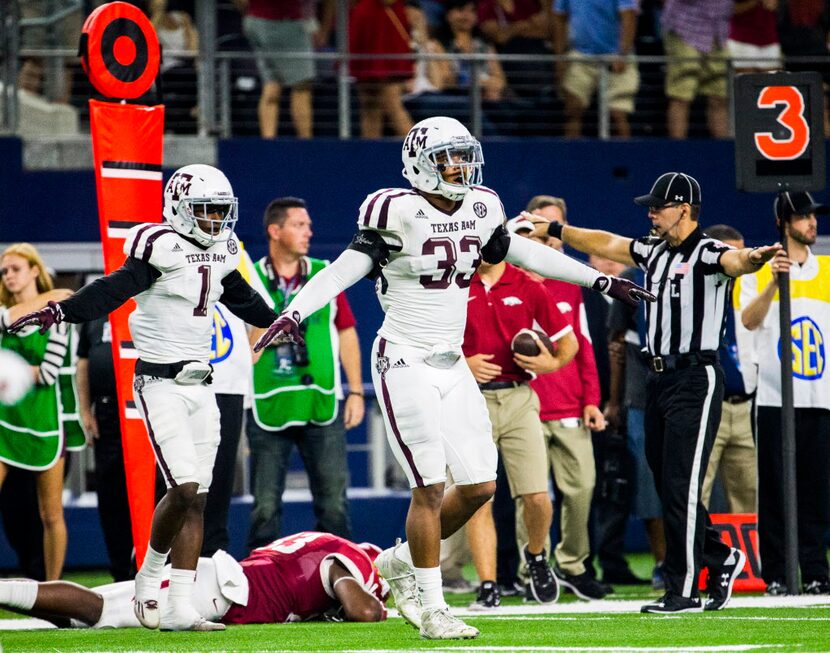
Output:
top-left (526, 172), bottom-right (781, 613)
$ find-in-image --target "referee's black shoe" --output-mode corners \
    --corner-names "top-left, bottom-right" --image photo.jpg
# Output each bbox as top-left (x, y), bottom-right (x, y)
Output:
top-left (641, 592), bottom-right (703, 614)
top-left (704, 548), bottom-right (747, 611)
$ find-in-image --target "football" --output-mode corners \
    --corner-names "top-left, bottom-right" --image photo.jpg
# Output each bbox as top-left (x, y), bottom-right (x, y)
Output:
top-left (511, 328), bottom-right (555, 357)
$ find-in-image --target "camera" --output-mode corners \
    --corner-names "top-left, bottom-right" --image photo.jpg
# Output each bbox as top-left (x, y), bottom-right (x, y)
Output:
top-left (273, 321), bottom-right (309, 375)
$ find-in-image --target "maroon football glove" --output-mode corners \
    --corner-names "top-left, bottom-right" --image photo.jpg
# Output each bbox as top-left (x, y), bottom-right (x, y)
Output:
top-left (254, 311), bottom-right (304, 353)
top-left (592, 275), bottom-right (656, 308)
top-left (7, 301), bottom-right (65, 335)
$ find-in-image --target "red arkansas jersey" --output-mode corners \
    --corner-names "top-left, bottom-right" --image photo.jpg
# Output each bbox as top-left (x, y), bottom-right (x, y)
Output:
top-left (221, 532), bottom-right (388, 624)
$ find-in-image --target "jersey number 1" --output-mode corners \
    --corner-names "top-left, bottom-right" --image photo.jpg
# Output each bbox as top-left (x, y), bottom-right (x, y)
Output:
top-left (194, 265), bottom-right (211, 317)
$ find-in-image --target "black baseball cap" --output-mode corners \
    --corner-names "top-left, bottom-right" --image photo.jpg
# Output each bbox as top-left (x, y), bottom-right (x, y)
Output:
top-left (634, 172), bottom-right (702, 208)
top-left (774, 191), bottom-right (829, 221)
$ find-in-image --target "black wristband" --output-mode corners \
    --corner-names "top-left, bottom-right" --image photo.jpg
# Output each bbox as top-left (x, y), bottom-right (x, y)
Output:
top-left (547, 221), bottom-right (564, 239)
top-left (348, 391), bottom-right (364, 398)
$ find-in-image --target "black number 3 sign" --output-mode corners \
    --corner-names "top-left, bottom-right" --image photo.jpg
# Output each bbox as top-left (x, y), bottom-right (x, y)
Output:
top-left (734, 72), bottom-right (825, 193)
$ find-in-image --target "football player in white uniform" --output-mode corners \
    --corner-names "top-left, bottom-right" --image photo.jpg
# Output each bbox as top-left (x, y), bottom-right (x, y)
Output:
top-left (9, 164), bottom-right (278, 632)
top-left (254, 117), bottom-right (654, 639)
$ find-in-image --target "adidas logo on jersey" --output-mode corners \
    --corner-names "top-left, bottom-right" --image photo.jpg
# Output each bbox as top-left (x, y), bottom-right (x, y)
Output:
top-left (172, 243), bottom-right (183, 252)
top-left (391, 358), bottom-right (409, 369)
top-left (414, 209), bottom-right (428, 219)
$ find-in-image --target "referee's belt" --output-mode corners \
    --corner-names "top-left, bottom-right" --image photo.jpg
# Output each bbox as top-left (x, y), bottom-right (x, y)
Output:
top-left (135, 359), bottom-right (213, 384)
top-left (479, 380), bottom-right (526, 391)
top-left (648, 350), bottom-right (718, 373)
top-left (724, 393), bottom-right (753, 404)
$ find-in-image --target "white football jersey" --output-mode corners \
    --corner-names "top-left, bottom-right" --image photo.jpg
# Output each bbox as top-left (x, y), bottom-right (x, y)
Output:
top-left (123, 224), bottom-right (241, 364)
top-left (357, 186), bottom-right (506, 349)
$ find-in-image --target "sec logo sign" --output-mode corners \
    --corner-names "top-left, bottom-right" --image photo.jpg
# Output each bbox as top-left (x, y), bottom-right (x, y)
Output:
top-left (473, 202), bottom-right (487, 218)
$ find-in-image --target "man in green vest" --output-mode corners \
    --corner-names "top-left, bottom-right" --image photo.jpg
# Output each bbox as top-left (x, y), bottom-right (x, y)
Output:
top-left (248, 197), bottom-right (366, 549)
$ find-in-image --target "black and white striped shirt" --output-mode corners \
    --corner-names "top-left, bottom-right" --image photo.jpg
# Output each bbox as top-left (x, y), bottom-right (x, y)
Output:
top-left (630, 228), bottom-right (732, 356)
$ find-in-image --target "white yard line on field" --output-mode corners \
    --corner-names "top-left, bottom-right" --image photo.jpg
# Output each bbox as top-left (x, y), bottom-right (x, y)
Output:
top-left (442, 595), bottom-right (830, 617)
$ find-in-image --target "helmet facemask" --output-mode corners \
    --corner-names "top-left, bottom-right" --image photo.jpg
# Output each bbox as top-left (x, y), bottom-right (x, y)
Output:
top-left (419, 137), bottom-right (483, 201)
top-left (179, 197), bottom-right (238, 246)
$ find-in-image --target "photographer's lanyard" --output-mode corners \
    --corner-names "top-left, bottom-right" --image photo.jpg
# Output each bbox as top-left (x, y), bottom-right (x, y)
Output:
top-left (266, 257), bottom-right (308, 310)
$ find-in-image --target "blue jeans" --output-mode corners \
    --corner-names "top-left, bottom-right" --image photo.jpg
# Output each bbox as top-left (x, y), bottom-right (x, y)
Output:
top-left (246, 408), bottom-right (351, 550)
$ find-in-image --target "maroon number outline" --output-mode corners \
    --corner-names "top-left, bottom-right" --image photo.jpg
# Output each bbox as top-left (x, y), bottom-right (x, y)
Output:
top-left (418, 236), bottom-right (482, 289)
top-left (193, 264), bottom-right (211, 316)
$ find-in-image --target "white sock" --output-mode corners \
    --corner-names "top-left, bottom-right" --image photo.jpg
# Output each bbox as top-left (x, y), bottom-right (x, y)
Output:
top-left (138, 544), bottom-right (169, 579)
top-left (414, 566), bottom-right (445, 611)
top-left (167, 568), bottom-right (196, 612)
top-left (395, 541), bottom-right (414, 567)
top-left (0, 580), bottom-right (38, 610)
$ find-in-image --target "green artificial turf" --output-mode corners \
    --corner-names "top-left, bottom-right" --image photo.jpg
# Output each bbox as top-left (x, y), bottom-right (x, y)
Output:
top-left (1, 556), bottom-right (828, 653)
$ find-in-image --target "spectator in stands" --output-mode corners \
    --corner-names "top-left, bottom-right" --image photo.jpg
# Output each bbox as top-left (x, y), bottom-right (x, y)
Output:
top-left (0, 244), bottom-right (79, 580)
top-left (463, 255), bottom-right (578, 608)
top-left (662, 0), bottom-right (733, 139)
top-left (508, 200), bottom-right (610, 601)
top-left (477, 0), bottom-right (549, 100)
top-left (728, 0), bottom-right (781, 73)
top-left (246, 197), bottom-right (364, 550)
top-left (406, 2), bottom-right (453, 98)
top-left (203, 248), bottom-right (274, 557)
top-left (405, 0), bottom-right (506, 135)
top-left (76, 314), bottom-right (134, 582)
top-left (700, 224), bottom-right (757, 514)
top-left (237, 0), bottom-right (332, 138)
top-left (606, 265), bottom-right (666, 589)
top-left (150, 0), bottom-right (199, 134)
top-left (552, 0), bottom-right (640, 138)
top-left (776, 0), bottom-right (830, 134)
top-left (349, 0), bottom-right (415, 138)
top-left (435, 0), bottom-right (508, 102)
top-left (17, 0), bottom-right (82, 104)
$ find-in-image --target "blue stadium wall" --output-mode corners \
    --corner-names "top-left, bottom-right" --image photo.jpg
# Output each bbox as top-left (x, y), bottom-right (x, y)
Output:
top-left (6, 135), bottom-right (824, 386)
top-left (1, 137), bottom-right (825, 567)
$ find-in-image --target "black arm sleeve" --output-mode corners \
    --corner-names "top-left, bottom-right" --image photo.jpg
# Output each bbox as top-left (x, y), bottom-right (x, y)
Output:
top-left (219, 270), bottom-right (278, 328)
top-left (481, 225), bottom-right (511, 264)
top-left (347, 230), bottom-right (392, 280)
top-left (60, 257), bottom-right (160, 323)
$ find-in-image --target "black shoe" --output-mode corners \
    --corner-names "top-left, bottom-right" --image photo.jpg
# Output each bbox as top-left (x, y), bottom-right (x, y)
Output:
top-left (704, 547), bottom-right (747, 611)
top-left (602, 569), bottom-right (650, 586)
top-left (523, 546), bottom-right (559, 604)
top-left (765, 580), bottom-right (789, 596)
top-left (803, 578), bottom-right (830, 595)
top-left (469, 580), bottom-right (501, 610)
top-left (641, 591), bottom-right (703, 614)
top-left (554, 565), bottom-right (610, 600)
top-left (497, 580), bottom-right (524, 597)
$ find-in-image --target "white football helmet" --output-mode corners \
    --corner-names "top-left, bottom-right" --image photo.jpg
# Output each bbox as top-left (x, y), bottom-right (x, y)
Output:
top-left (163, 164), bottom-right (238, 247)
top-left (401, 116), bottom-right (483, 201)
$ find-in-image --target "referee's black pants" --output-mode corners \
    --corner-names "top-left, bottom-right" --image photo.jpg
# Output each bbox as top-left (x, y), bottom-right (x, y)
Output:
top-left (757, 406), bottom-right (830, 585)
top-left (645, 363), bottom-right (731, 598)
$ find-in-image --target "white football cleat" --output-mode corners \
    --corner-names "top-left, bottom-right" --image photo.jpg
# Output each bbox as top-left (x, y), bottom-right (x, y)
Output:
top-left (132, 572), bottom-right (161, 629)
top-left (374, 539), bottom-right (421, 629)
top-left (420, 607), bottom-right (479, 639)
